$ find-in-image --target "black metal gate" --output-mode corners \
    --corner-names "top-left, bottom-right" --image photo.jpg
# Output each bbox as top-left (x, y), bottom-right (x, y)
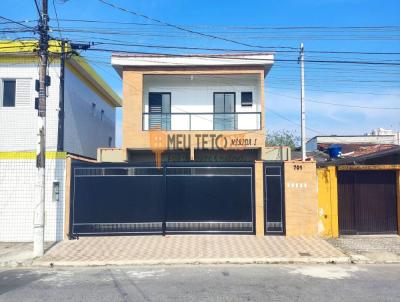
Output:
top-left (264, 162), bottom-right (285, 235)
top-left (338, 170), bottom-right (398, 235)
top-left (70, 161), bottom-right (255, 237)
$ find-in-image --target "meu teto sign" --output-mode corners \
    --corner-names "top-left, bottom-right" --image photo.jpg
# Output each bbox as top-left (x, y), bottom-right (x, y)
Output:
top-left (149, 130), bottom-right (262, 166)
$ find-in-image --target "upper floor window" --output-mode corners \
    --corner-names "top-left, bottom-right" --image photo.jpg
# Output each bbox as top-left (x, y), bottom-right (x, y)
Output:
top-left (241, 92), bottom-right (253, 107)
top-left (148, 92), bottom-right (171, 130)
top-left (213, 92), bottom-right (236, 130)
top-left (108, 136), bottom-right (113, 147)
top-left (1, 80), bottom-right (16, 107)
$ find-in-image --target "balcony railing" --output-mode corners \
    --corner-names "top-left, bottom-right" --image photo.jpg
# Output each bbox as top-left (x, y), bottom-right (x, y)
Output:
top-left (143, 112), bottom-right (261, 131)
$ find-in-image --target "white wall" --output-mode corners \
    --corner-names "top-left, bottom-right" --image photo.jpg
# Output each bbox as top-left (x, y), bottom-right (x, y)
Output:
top-left (63, 67), bottom-right (115, 158)
top-left (306, 138), bottom-right (318, 152)
top-left (142, 74), bottom-right (261, 131)
top-left (0, 158), bottom-right (66, 242)
top-left (0, 61), bottom-right (116, 242)
top-left (0, 63), bottom-right (60, 152)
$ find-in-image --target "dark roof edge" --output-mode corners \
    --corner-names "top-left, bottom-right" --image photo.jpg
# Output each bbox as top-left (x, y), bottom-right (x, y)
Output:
top-left (317, 145), bottom-right (400, 167)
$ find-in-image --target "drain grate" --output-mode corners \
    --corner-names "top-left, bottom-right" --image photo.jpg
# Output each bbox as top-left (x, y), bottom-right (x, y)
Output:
top-left (299, 252), bottom-right (312, 257)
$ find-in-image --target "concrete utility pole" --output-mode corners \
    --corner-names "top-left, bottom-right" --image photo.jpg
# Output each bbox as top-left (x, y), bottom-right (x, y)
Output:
top-left (299, 43), bottom-right (306, 161)
top-left (34, 0), bottom-right (49, 257)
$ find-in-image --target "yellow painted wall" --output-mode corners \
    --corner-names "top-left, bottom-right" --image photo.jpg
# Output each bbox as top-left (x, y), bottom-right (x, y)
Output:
top-left (317, 166), bottom-right (339, 238)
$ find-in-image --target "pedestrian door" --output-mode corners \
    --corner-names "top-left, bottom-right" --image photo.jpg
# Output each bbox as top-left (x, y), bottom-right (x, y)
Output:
top-left (264, 162), bottom-right (285, 234)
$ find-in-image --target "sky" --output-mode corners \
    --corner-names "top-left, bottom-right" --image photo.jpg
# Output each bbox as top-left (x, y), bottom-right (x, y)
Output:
top-left (1, 0), bottom-right (400, 147)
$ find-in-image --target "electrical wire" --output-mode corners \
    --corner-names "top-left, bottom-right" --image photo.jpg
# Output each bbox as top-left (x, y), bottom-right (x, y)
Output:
top-left (0, 15), bottom-right (36, 31)
top-left (97, 0), bottom-right (298, 50)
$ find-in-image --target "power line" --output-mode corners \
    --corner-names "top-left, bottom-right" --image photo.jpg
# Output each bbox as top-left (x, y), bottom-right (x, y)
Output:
top-left (53, 18), bottom-right (400, 31)
top-left (97, 0), bottom-right (297, 50)
top-left (266, 107), bottom-right (323, 134)
top-left (70, 38), bottom-right (400, 57)
top-left (79, 56), bottom-right (400, 92)
top-left (51, 0), bottom-right (63, 40)
top-left (54, 27), bottom-right (400, 41)
top-left (0, 15), bottom-right (36, 31)
top-left (33, 0), bottom-right (41, 16)
top-left (86, 47), bottom-right (400, 66)
top-left (269, 91), bottom-right (400, 110)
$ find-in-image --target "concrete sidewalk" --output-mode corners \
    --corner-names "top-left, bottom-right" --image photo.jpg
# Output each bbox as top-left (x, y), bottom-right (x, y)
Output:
top-left (0, 242), bottom-right (55, 267)
top-left (35, 235), bottom-right (349, 266)
top-left (0, 242), bottom-right (33, 267)
top-left (328, 235), bottom-right (400, 264)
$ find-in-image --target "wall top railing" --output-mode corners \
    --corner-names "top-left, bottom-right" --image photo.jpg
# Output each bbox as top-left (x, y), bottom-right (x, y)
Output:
top-left (142, 112), bottom-right (261, 131)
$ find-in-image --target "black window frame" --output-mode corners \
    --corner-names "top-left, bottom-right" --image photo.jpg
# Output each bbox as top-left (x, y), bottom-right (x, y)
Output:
top-left (1, 79), bottom-right (16, 107)
top-left (148, 92), bottom-right (171, 130)
top-left (213, 92), bottom-right (236, 131)
top-left (241, 91), bottom-right (253, 107)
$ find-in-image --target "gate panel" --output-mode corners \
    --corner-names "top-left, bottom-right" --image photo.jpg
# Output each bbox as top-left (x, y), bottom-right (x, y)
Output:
top-left (72, 166), bottom-right (164, 235)
top-left (70, 162), bottom-right (255, 236)
top-left (165, 165), bottom-right (254, 233)
top-left (338, 170), bottom-right (397, 235)
top-left (338, 172), bottom-right (356, 234)
top-left (355, 171), bottom-right (397, 234)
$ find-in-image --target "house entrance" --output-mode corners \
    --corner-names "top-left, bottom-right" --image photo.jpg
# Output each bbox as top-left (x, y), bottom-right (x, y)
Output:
top-left (69, 161), bottom-right (255, 237)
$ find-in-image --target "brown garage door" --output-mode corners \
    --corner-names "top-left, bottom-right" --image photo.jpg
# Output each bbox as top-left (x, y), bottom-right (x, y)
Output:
top-left (338, 170), bottom-right (398, 235)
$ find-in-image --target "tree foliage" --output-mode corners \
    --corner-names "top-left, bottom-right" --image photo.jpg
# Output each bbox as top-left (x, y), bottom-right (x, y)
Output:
top-left (266, 130), bottom-right (299, 149)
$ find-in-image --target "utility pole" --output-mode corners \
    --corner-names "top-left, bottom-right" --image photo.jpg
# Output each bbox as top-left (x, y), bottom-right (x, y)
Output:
top-left (34, 0), bottom-right (49, 257)
top-left (299, 43), bottom-right (306, 161)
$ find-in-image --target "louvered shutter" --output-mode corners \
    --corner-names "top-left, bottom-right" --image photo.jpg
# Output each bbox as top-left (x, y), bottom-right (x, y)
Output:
top-left (15, 79), bottom-right (32, 107)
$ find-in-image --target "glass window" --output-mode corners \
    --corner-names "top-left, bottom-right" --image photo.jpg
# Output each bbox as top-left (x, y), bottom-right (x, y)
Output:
top-left (214, 93), bottom-right (224, 113)
top-left (241, 92), bottom-right (253, 106)
top-left (52, 181), bottom-right (60, 202)
top-left (213, 92), bottom-right (236, 130)
top-left (2, 80), bottom-right (16, 107)
top-left (149, 92), bottom-right (171, 130)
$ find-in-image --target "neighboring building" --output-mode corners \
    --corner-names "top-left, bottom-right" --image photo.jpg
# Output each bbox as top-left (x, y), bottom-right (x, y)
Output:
top-left (307, 134), bottom-right (399, 152)
top-left (317, 146), bottom-right (400, 237)
top-left (371, 128), bottom-right (400, 145)
top-left (0, 40), bottom-right (121, 241)
top-left (108, 52), bottom-right (274, 162)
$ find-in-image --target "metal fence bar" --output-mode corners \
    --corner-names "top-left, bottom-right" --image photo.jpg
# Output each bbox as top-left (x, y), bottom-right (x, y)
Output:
top-left (143, 112), bottom-right (261, 131)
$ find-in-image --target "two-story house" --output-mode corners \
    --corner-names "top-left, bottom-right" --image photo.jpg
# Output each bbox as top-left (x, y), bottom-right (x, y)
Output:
top-left (106, 52), bottom-right (274, 162)
top-left (0, 40), bottom-right (121, 242)
top-left (68, 52), bottom-right (318, 238)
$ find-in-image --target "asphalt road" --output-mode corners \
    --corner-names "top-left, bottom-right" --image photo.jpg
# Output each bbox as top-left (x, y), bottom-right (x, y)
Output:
top-left (1, 264), bottom-right (400, 301)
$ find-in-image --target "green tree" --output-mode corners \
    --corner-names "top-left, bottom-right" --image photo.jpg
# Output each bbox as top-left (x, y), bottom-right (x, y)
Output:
top-left (266, 130), bottom-right (299, 149)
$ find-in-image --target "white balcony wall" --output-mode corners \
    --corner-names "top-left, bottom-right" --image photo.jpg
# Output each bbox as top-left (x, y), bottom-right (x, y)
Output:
top-left (143, 74), bottom-right (261, 131)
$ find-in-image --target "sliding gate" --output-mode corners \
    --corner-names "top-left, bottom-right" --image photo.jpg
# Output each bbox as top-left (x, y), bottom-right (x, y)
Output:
top-left (70, 162), bottom-right (254, 237)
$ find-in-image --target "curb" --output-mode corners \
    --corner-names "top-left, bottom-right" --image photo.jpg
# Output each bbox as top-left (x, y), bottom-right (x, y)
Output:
top-left (0, 259), bottom-right (33, 268)
top-left (32, 256), bottom-right (351, 267)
